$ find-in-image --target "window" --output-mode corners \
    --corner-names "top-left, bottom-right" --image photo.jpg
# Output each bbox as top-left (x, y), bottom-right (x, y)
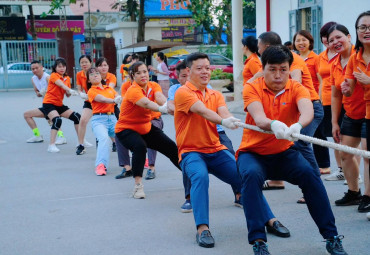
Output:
top-left (210, 55), bottom-right (231, 65)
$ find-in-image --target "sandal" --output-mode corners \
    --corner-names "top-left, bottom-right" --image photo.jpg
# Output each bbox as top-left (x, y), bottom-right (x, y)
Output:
top-left (262, 181), bottom-right (285, 190)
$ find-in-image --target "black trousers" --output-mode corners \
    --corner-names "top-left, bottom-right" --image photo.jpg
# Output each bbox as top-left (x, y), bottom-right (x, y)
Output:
top-left (115, 125), bottom-right (180, 177)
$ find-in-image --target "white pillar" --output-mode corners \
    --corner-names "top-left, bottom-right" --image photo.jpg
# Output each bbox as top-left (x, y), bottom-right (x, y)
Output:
top-left (232, 0), bottom-right (243, 101)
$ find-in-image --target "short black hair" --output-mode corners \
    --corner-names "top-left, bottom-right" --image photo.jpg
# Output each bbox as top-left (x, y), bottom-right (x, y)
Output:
top-left (131, 53), bottom-right (139, 60)
top-left (31, 60), bottom-right (41, 66)
top-left (185, 52), bottom-right (209, 68)
top-left (52, 57), bottom-right (67, 74)
top-left (320, 21), bottom-right (337, 42)
top-left (241, 36), bottom-right (258, 53)
top-left (258, 31), bottom-right (282, 46)
top-left (175, 61), bottom-right (187, 75)
top-left (284, 41), bottom-right (292, 46)
top-left (79, 55), bottom-right (92, 64)
top-left (95, 57), bottom-right (108, 67)
top-left (261, 45), bottom-right (293, 69)
top-left (354, 11), bottom-right (370, 51)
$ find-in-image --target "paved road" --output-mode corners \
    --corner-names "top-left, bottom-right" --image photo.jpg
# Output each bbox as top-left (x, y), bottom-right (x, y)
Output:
top-left (0, 90), bottom-right (369, 255)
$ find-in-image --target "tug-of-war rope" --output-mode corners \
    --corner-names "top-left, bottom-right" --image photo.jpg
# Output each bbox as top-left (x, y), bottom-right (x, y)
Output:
top-left (235, 122), bottom-right (370, 159)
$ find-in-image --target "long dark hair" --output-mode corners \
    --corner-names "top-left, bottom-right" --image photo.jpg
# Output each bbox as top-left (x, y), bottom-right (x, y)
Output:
top-left (354, 11), bottom-right (370, 51)
top-left (241, 36), bottom-right (258, 54)
top-left (52, 57), bottom-right (67, 76)
top-left (157, 52), bottom-right (168, 66)
top-left (122, 54), bottom-right (131, 64)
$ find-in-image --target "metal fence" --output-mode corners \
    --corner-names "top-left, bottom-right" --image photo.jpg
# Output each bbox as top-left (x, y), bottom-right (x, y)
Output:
top-left (0, 41), bottom-right (58, 91)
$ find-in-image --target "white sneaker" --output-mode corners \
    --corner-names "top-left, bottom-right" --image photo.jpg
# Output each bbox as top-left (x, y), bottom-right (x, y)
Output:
top-left (47, 144), bottom-right (60, 153)
top-left (324, 170), bottom-right (345, 181)
top-left (26, 135), bottom-right (43, 143)
top-left (55, 136), bottom-right (67, 145)
top-left (83, 139), bottom-right (93, 148)
top-left (132, 183), bottom-right (145, 199)
top-left (344, 175), bottom-right (363, 185)
top-left (367, 212), bottom-right (370, 221)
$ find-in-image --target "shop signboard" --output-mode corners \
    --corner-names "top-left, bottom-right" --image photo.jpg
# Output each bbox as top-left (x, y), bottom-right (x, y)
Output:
top-left (145, 0), bottom-right (192, 17)
top-left (26, 15), bottom-right (84, 41)
top-left (0, 17), bottom-right (27, 40)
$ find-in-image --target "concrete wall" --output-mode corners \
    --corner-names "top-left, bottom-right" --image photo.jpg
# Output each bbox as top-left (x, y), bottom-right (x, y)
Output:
top-left (256, 0), bottom-right (367, 43)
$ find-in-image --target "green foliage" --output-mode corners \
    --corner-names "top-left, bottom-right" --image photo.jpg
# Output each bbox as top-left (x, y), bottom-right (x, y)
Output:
top-left (210, 69), bottom-right (233, 81)
top-left (243, 0), bottom-right (256, 29)
top-left (198, 45), bottom-right (233, 60)
top-left (40, 0), bottom-right (76, 18)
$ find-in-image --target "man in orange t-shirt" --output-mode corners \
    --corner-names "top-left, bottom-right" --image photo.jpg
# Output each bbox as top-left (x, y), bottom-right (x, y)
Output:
top-left (236, 45), bottom-right (346, 254)
top-left (174, 53), bottom-right (285, 249)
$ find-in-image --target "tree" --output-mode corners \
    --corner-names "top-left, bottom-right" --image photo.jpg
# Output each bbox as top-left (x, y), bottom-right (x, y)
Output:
top-left (179, 0), bottom-right (255, 44)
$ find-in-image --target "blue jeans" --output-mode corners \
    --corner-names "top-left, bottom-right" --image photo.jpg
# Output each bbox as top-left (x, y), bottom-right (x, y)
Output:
top-left (180, 150), bottom-right (268, 229)
top-left (294, 101), bottom-right (323, 174)
top-left (91, 115), bottom-right (117, 168)
top-left (237, 149), bottom-right (338, 243)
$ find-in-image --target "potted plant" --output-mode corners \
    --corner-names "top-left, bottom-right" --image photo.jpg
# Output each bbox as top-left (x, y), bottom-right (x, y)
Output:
top-left (209, 69), bottom-right (233, 92)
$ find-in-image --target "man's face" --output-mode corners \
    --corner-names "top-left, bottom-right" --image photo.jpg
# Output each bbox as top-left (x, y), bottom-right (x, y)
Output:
top-left (177, 68), bottom-right (189, 85)
top-left (258, 39), bottom-right (269, 55)
top-left (31, 63), bottom-right (43, 76)
top-left (263, 62), bottom-right (290, 94)
top-left (188, 58), bottom-right (211, 87)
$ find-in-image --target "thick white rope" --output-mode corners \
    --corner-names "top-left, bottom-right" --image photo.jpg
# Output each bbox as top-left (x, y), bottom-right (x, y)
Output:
top-left (235, 122), bottom-right (370, 159)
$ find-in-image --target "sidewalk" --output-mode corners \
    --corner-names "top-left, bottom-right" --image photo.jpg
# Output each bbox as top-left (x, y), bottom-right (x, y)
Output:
top-left (0, 90), bottom-right (368, 255)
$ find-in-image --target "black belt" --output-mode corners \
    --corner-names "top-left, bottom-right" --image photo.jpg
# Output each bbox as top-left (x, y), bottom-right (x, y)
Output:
top-left (93, 112), bottom-right (114, 116)
top-left (312, 100), bottom-right (321, 103)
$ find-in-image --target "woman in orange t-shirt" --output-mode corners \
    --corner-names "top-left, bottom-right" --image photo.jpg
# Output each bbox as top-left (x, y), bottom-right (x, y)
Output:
top-left (241, 36), bottom-right (261, 84)
top-left (86, 67), bottom-right (121, 176)
top-left (342, 11), bottom-right (370, 214)
top-left (115, 61), bottom-right (179, 199)
top-left (328, 24), bottom-right (366, 206)
top-left (75, 55), bottom-right (93, 155)
top-left (120, 54), bottom-right (132, 82)
top-left (96, 57), bottom-right (118, 151)
top-left (40, 57), bottom-right (80, 153)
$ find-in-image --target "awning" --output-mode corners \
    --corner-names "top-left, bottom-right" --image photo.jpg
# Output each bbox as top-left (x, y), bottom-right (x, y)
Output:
top-left (122, 39), bottom-right (186, 53)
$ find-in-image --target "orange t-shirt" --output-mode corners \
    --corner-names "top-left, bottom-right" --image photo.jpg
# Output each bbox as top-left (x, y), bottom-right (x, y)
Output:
top-left (236, 78), bottom-right (310, 157)
top-left (243, 53), bottom-right (262, 85)
top-left (330, 47), bottom-right (365, 120)
top-left (120, 64), bottom-right (131, 78)
top-left (345, 48), bottom-right (370, 119)
top-left (43, 73), bottom-right (71, 106)
top-left (291, 51), bottom-right (319, 101)
top-left (76, 70), bottom-right (88, 93)
top-left (121, 81), bottom-right (132, 97)
top-left (103, 72), bottom-right (117, 88)
top-left (121, 80), bottom-right (161, 120)
top-left (304, 51), bottom-right (320, 93)
top-left (174, 81), bottom-right (227, 162)
top-left (115, 81), bottom-right (162, 135)
top-left (87, 85), bottom-right (117, 114)
top-left (318, 49), bottom-right (339, 105)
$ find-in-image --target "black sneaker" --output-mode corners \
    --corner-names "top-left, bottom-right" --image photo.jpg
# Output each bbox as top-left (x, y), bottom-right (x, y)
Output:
top-left (358, 195), bottom-right (370, 212)
top-left (335, 189), bottom-right (362, 206)
top-left (76, 144), bottom-right (85, 155)
top-left (115, 168), bottom-right (133, 179)
top-left (112, 142), bottom-right (117, 152)
top-left (326, 235), bottom-right (348, 255)
top-left (252, 241), bottom-right (270, 255)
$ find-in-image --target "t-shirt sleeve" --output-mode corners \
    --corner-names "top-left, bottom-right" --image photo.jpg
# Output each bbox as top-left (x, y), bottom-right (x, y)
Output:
top-left (290, 60), bottom-right (304, 72)
top-left (109, 74), bottom-right (117, 86)
top-left (121, 81), bottom-right (131, 97)
top-left (243, 81), bottom-right (261, 112)
top-left (88, 88), bottom-right (98, 103)
top-left (175, 87), bottom-right (198, 114)
top-left (167, 84), bottom-right (180, 100)
top-left (293, 81), bottom-right (311, 103)
top-left (49, 73), bottom-right (59, 84)
top-left (126, 86), bottom-right (145, 104)
top-left (120, 64), bottom-right (124, 74)
top-left (152, 82), bottom-right (163, 93)
top-left (345, 55), bottom-right (356, 80)
top-left (250, 58), bottom-right (262, 76)
top-left (161, 62), bottom-right (170, 75)
top-left (215, 90), bottom-right (226, 108)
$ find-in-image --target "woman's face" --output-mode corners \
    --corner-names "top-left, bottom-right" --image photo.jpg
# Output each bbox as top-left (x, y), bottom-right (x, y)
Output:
top-left (97, 61), bottom-right (109, 74)
top-left (80, 57), bottom-right (92, 71)
top-left (357, 15), bottom-right (370, 46)
top-left (127, 56), bottom-right (132, 63)
top-left (294, 34), bottom-right (310, 54)
top-left (133, 64), bottom-right (149, 86)
top-left (88, 70), bottom-right (102, 85)
top-left (56, 63), bottom-right (66, 75)
top-left (328, 30), bottom-right (351, 54)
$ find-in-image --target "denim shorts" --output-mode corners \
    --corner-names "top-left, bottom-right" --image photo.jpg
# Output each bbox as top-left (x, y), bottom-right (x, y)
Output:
top-left (340, 114), bottom-right (366, 138)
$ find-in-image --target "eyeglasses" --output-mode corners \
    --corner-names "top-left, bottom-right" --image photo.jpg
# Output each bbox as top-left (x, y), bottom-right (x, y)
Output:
top-left (357, 25), bottom-right (370, 33)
